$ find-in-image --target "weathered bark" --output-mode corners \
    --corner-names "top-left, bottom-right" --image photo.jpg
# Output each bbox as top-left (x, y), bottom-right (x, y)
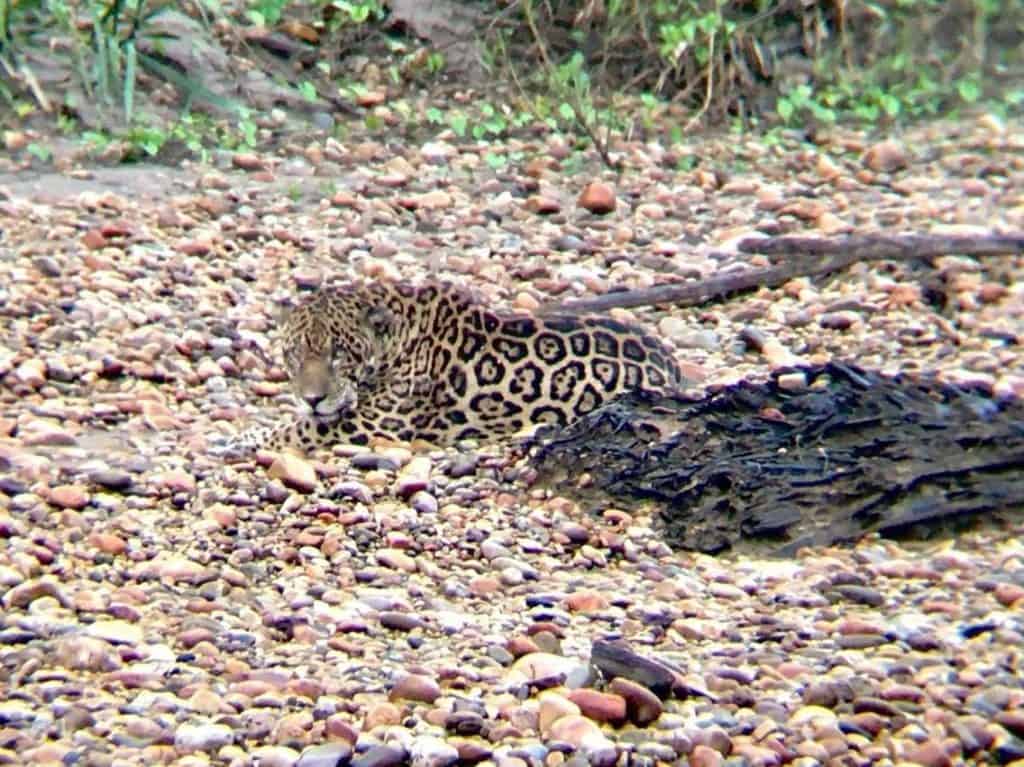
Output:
top-left (530, 362), bottom-right (1024, 555)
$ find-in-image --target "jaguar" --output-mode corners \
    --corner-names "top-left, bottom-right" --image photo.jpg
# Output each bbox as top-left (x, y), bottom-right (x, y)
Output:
top-left (215, 279), bottom-right (684, 457)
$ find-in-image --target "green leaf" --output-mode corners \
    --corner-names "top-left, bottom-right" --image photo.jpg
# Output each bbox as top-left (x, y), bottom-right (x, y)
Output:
top-left (239, 118), bottom-right (257, 147)
top-left (484, 152), bottom-right (506, 170)
top-left (558, 102), bottom-right (575, 121)
top-left (810, 103), bottom-right (837, 123)
top-left (957, 79), bottom-right (981, 103)
top-left (855, 104), bottom-right (880, 121)
top-left (777, 99), bottom-right (794, 123)
top-left (27, 143), bottom-right (52, 162)
top-left (298, 81), bottom-right (317, 102)
top-left (449, 112), bottom-right (468, 137)
top-left (83, 131), bottom-right (110, 147)
top-left (880, 94), bottom-right (901, 117)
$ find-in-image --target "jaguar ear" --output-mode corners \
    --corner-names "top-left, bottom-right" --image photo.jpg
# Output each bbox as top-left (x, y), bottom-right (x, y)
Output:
top-left (365, 305), bottom-right (396, 336)
top-left (273, 298), bottom-right (296, 326)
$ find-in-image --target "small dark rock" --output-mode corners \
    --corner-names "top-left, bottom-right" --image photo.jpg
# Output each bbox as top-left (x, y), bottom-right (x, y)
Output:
top-left (829, 585), bottom-right (885, 607)
top-left (995, 734), bottom-right (1024, 764)
top-left (351, 744), bottom-right (407, 767)
top-left (446, 454), bottom-right (478, 478)
top-left (297, 742), bottom-right (354, 767)
top-left (853, 697), bottom-right (902, 717)
top-left (445, 711), bottom-right (485, 736)
top-left (351, 454), bottom-right (400, 472)
top-left (379, 612), bottom-right (426, 632)
top-left (89, 470), bottom-right (134, 491)
top-left (802, 681), bottom-right (839, 708)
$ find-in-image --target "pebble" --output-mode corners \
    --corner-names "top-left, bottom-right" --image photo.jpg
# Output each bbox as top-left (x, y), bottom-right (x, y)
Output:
top-left (3, 578), bottom-right (68, 609)
top-left (539, 691), bottom-right (581, 734)
top-left (13, 358), bottom-right (47, 388)
top-left (608, 678), bottom-right (663, 726)
top-left (268, 454), bottom-right (319, 493)
top-left (379, 612), bottom-right (426, 632)
top-left (174, 723), bottom-right (236, 752)
top-left (84, 620), bottom-right (143, 645)
top-left (904, 740), bottom-right (954, 767)
top-left (376, 548), bottom-right (418, 573)
top-left (351, 744), bottom-right (407, 767)
top-left (252, 746), bottom-right (302, 767)
top-left (409, 736), bottom-right (459, 767)
top-left (689, 744), bottom-right (724, 767)
top-left (526, 195), bottom-right (561, 215)
top-left (862, 139), bottom-right (909, 172)
top-left (566, 689), bottom-right (627, 724)
top-left (564, 591), bottom-right (609, 612)
top-left (390, 673), bottom-right (441, 703)
top-left (577, 182), bottom-right (616, 215)
top-left (789, 705), bottom-right (838, 727)
top-left (829, 584), bottom-right (886, 606)
top-left (509, 653), bottom-right (592, 689)
top-left (54, 636), bottom-right (122, 671)
top-left (994, 582), bottom-right (1024, 607)
top-left (818, 311), bottom-right (861, 331)
top-left (547, 715), bottom-right (618, 766)
top-left (48, 484), bottom-right (90, 510)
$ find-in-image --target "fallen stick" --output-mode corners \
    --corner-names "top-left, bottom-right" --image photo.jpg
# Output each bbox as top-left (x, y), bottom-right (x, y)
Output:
top-left (548, 232), bottom-right (1024, 314)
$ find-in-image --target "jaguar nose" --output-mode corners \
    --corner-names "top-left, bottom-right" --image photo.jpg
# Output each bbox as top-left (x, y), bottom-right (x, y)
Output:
top-left (302, 392), bottom-right (326, 411)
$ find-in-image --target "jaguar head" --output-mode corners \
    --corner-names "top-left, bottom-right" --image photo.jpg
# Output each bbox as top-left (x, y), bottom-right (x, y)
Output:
top-left (281, 293), bottom-right (396, 419)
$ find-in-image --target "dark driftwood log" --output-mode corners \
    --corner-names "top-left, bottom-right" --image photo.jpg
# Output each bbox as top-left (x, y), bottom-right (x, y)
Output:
top-left (549, 233), bottom-right (1024, 314)
top-left (530, 362), bottom-right (1024, 556)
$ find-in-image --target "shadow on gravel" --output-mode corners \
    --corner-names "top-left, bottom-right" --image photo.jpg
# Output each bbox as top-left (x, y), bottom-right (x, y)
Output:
top-left (531, 362), bottom-right (1024, 556)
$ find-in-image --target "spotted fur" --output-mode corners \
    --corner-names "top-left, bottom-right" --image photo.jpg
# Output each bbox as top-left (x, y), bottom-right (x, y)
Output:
top-left (214, 280), bottom-right (683, 457)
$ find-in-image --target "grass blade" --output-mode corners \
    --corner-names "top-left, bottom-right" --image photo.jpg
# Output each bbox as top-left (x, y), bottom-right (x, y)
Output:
top-left (123, 39), bottom-right (136, 122)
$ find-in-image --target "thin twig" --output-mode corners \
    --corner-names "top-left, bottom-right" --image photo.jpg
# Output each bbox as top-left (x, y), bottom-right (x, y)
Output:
top-left (684, 31), bottom-right (715, 132)
top-left (19, 60), bottom-right (51, 111)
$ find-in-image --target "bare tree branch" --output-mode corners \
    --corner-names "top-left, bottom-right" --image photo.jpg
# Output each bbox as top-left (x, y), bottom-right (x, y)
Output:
top-left (546, 232), bottom-right (1024, 314)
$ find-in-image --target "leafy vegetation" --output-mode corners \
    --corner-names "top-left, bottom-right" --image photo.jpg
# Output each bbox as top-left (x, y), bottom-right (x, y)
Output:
top-left (0, 0), bottom-right (1019, 166)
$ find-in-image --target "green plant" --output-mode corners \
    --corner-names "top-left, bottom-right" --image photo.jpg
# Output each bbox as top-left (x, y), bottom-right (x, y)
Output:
top-left (426, 51), bottom-right (445, 74)
top-left (331, 0), bottom-right (382, 26)
top-left (658, 2), bottom-right (736, 69)
top-left (298, 80), bottom-right (317, 102)
top-left (26, 142), bottom-right (52, 162)
top-left (448, 111), bottom-right (468, 138)
top-left (1, 0), bottom-right (182, 125)
top-left (472, 103), bottom-right (507, 140)
top-left (776, 85), bottom-right (837, 125)
top-left (237, 108), bottom-right (258, 147)
top-left (483, 152), bottom-right (507, 170)
top-left (246, 0), bottom-right (288, 27)
top-left (85, 0), bottom-right (173, 123)
top-left (123, 123), bottom-right (167, 156)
